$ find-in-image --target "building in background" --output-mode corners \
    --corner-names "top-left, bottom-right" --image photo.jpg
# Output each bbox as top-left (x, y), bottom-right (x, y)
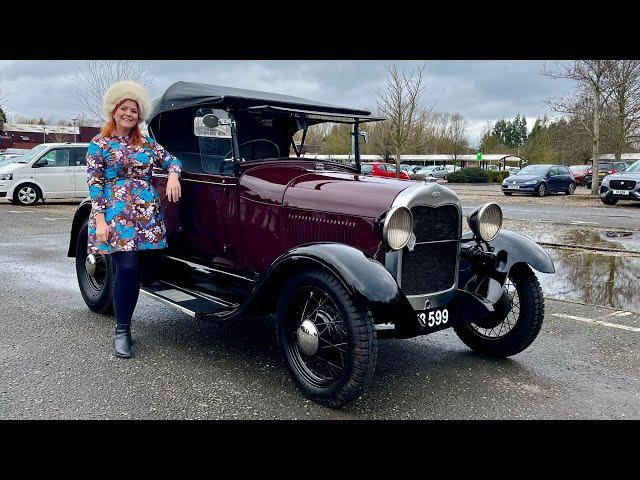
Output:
top-left (0, 124), bottom-right (101, 149)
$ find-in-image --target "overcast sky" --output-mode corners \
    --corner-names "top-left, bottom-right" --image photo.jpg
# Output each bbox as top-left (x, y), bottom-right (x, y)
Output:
top-left (0, 60), bottom-right (576, 146)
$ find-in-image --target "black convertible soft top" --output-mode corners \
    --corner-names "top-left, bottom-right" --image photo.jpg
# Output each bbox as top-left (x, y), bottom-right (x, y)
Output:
top-left (148, 81), bottom-right (373, 122)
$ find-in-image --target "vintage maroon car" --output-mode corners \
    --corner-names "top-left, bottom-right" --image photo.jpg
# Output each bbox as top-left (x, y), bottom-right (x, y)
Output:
top-left (68, 82), bottom-right (555, 407)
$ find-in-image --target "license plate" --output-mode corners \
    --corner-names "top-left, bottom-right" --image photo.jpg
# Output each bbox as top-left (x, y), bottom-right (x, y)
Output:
top-left (416, 307), bottom-right (450, 329)
top-left (612, 190), bottom-right (629, 195)
top-left (507, 185), bottom-right (520, 189)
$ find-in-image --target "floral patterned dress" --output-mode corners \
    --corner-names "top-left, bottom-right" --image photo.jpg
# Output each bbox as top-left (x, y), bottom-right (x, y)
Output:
top-left (86, 134), bottom-right (182, 254)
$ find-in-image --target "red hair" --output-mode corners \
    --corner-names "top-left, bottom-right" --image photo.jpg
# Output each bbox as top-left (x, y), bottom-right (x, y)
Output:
top-left (100, 99), bottom-right (144, 147)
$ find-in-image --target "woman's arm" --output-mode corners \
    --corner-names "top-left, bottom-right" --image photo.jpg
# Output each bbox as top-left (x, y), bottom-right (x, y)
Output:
top-left (148, 136), bottom-right (182, 203)
top-left (86, 138), bottom-right (109, 243)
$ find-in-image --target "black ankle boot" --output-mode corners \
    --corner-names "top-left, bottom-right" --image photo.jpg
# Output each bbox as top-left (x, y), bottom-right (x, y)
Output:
top-left (114, 324), bottom-right (133, 358)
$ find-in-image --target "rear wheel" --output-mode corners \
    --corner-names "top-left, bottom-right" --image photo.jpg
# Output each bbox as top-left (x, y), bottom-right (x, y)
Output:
top-left (566, 183), bottom-right (576, 195)
top-left (454, 264), bottom-right (544, 357)
top-left (75, 217), bottom-right (115, 314)
top-left (276, 268), bottom-right (377, 408)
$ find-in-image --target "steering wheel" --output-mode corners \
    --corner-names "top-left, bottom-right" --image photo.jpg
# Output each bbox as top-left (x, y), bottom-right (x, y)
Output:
top-left (224, 139), bottom-right (281, 160)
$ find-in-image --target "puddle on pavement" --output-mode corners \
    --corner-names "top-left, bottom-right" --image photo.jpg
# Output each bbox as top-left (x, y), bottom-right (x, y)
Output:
top-left (503, 221), bottom-right (640, 253)
top-left (537, 247), bottom-right (640, 313)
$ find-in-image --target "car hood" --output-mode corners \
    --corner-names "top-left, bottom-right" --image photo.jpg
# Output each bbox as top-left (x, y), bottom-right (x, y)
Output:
top-left (0, 162), bottom-right (28, 175)
top-left (605, 172), bottom-right (640, 181)
top-left (284, 171), bottom-right (413, 218)
top-left (507, 174), bottom-right (542, 183)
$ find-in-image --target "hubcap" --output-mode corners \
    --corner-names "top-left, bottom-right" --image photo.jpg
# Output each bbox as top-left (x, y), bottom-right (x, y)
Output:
top-left (85, 254), bottom-right (97, 277)
top-left (297, 320), bottom-right (320, 356)
top-left (19, 187), bottom-right (36, 204)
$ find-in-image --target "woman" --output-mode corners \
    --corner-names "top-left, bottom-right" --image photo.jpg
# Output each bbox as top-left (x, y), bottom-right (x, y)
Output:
top-left (86, 80), bottom-right (182, 358)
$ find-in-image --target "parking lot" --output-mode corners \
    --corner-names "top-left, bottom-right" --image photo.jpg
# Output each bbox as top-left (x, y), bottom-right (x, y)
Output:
top-left (1, 186), bottom-right (640, 419)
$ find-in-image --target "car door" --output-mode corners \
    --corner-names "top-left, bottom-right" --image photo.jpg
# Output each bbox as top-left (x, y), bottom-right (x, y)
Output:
top-left (159, 108), bottom-right (237, 270)
top-left (546, 167), bottom-right (561, 192)
top-left (71, 147), bottom-right (89, 197)
top-left (562, 166), bottom-right (573, 189)
top-left (33, 147), bottom-right (72, 198)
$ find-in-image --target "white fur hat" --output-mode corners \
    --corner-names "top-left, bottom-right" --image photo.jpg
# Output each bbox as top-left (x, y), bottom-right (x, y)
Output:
top-left (102, 80), bottom-right (151, 123)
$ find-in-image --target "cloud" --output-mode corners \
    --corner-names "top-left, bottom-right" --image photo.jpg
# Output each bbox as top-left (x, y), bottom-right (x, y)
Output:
top-left (0, 60), bottom-right (577, 145)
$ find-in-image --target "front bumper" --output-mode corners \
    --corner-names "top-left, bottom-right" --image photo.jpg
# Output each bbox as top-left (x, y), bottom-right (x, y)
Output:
top-left (600, 184), bottom-right (640, 201)
top-left (501, 183), bottom-right (538, 193)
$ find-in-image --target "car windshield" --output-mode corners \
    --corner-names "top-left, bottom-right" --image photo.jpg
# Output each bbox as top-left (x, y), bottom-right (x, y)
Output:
top-left (626, 160), bottom-right (640, 173)
top-left (361, 164), bottom-right (372, 174)
top-left (11, 144), bottom-right (49, 164)
top-left (598, 163), bottom-right (614, 171)
top-left (517, 165), bottom-right (549, 176)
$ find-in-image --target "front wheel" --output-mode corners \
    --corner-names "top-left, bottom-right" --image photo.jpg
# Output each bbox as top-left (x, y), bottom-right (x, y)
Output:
top-left (75, 217), bottom-right (115, 314)
top-left (601, 196), bottom-right (619, 205)
top-left (276, 268), bottom-right (377, 408)
top-left (14, 183), bottom-right (41, 206)
top-left (454, 264), bottom-right (544, 357)
top-left (536, 183), bottom-right (547, 197)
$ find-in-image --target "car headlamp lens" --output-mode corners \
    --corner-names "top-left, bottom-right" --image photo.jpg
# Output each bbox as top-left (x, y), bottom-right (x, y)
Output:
top-left (467, 202), bottom-right (503, 242)
top-left (383, 206), bottom-right (414, 250)
top-left (0, 173), bottom-right (12, 181)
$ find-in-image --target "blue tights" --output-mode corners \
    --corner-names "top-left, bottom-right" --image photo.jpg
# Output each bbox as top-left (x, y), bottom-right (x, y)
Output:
top-left (111, 251), bottom-right (140, 326)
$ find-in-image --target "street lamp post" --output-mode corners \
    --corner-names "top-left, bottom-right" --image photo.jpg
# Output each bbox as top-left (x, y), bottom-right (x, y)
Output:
top-left (72, 118), bottom-right (77, 143)
top-left (43, 126), bottom-right (46, 143)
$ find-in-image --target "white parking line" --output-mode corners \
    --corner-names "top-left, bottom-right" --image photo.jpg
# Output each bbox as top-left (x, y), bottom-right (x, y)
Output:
top-left (43, 217), bottom-right (73, 221)
top-left (552, 313), bottom-right (640, 332)
top-left (569, 221), bottom-right (599, 225)
top-left (9, 210), bottom-right (37, 214)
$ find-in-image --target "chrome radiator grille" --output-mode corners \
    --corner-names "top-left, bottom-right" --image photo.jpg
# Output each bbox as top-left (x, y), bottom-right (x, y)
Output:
top-left (400, 204), bottom-right (460, 296)
top-left (609, 180), bottom-right (636, 190)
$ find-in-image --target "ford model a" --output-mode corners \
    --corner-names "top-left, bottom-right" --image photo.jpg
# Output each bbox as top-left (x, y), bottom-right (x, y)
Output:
top-left (68, 82), bottom-right (555, 407)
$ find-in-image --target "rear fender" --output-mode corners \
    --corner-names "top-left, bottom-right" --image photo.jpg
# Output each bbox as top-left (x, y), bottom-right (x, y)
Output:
top-left (67, 198), bottom-right (92, 257)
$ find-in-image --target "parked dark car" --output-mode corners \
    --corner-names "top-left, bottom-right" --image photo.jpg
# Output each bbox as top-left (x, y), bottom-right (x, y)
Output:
top-left (569, 165), bottom-right (591, 186)
top-left (361, 161), bottom-right (410, 179)
top-left (599, 160), bottom-right (640, 205)
top-left (68, 81), bottom-right (554, 407)
top-left (502, 164), bottom-right (576, 196)
top-left (585, 161), bottom-right (629, 189)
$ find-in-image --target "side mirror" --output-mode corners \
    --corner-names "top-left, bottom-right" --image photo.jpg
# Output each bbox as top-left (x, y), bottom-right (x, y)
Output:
top-left (360, 131), bottom-right (368, 143)
top-left (33, 159), bottom-right (48, 168)
top-left (202, 114), bottom-right (220, 129)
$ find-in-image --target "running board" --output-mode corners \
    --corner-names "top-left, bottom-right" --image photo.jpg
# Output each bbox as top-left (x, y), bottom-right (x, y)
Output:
top-left (140, 281), bottom-right (238, 319)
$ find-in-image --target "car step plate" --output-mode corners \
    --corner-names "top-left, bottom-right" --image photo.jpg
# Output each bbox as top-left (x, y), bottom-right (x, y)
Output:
top-left (140, 281), bottom-right (236, 318)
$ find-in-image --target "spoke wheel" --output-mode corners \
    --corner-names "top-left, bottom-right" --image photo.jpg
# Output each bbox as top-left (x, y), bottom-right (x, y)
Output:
top-left (285, 287), bottom-right (348, 387)
top-left (537, 183), bottom-right (546, 197)
top-left (454, 264), bottom-right (544, 358)
top-left (276, 268), bottom-right (377, 408)
top-left (567, 183), bottom-right (575, 195)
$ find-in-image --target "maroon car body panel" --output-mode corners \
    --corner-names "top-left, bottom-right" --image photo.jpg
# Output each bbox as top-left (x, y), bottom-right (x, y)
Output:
top-left (155, 159), bottom-right (413, 276)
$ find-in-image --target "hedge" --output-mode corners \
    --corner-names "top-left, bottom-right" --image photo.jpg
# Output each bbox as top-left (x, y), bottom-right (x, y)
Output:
top-left (445, 168), bottom-right (488, 183)
top-left (445, 168), bottom-right (510, 183)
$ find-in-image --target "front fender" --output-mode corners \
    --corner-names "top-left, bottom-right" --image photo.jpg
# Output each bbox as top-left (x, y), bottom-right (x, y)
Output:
top-left (459, 228), bottom-right (554, 303)
top-left (246, 242), bottom-right (415, 324)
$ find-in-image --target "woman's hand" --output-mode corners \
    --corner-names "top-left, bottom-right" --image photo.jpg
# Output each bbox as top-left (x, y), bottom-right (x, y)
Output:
top-left (167, 172), bottom-right (182, 203)
top-left (95, 214), bottom-right (109, 244)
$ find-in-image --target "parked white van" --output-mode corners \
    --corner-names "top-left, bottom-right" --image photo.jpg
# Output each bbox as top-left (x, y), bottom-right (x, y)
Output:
top-left (0, 143), bottom-right (89, 206)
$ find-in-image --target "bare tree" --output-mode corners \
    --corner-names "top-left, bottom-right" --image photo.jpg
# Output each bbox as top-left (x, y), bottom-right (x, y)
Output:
top-left (608, 60), bottom-right (640, 160)
top-left (376, 63), bottom-right (428, 177)
top-left (74, 60), bottom-right (154, 124)
top-left (444, 112), bottom-right (470, 161)
top-left (543, 60), bottom-right (616, 195)
top-left (0, 88), bottom-right (7, 132)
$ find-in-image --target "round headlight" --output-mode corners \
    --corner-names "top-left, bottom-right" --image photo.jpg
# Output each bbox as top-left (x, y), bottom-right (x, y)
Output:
top-left (467, 202), bottom-right (502, 242)
top-left (382, 206), bottom-right (414, 250)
